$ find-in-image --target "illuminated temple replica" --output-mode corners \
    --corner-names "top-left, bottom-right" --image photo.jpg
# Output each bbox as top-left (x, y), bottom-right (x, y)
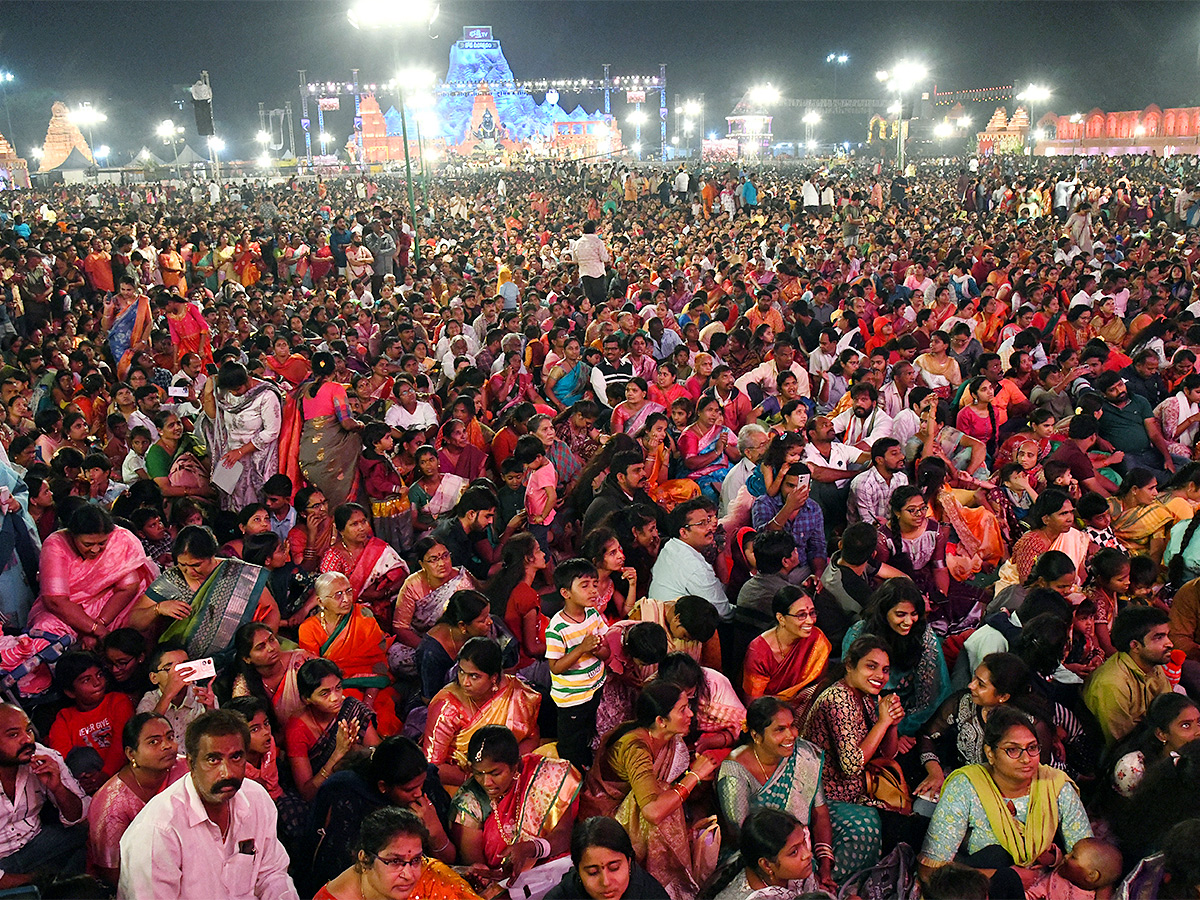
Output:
top-left (358, 26), bottom-right (623, 163)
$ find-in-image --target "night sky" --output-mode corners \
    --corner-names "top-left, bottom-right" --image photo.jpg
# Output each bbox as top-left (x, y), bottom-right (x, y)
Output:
top-left (2, 1), bottom-right (1198, 163)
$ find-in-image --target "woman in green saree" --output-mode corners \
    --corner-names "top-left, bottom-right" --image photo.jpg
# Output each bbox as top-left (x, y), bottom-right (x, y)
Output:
top-left (144, 411), bottom-right (216, 506)
top-left (131, 525), bottom-right (280, 667)
top-left (716, 697), bottom-right (835, 892)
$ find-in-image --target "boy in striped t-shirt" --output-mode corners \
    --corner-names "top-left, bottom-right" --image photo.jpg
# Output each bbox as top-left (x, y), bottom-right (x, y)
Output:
top-left (546, 558), bottom-right (609, 771)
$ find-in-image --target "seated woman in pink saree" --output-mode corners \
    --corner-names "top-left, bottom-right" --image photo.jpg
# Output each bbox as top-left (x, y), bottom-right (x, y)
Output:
top-left (579, 681), bottom-right (722, 900)
top-left (29, 506), bottom-right (158, 644)
top-left (319, 503), bottom-right (408, 626)
top-left (389, 537), bottom-right (476, 676)
top-left (450, 726), bottom-right (580, 890)
top-left (87, 711), bottom-right (188, 887)
top-left (1000, 489), bottom-right (1088, 592)
top-left (423, 636), bottom-right (541, 788)
top-left (678, 395), bottom-right (739, 504)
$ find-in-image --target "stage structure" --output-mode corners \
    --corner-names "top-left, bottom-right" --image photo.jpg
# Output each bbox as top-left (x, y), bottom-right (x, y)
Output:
top-left (298, 26), bottom-right (667, 165)
top-left (723, 89), bottom-right (891, 159)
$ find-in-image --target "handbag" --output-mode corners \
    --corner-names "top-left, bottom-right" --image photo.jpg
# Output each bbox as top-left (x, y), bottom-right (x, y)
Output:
top-left (865, 758), bottom-right (912, 815)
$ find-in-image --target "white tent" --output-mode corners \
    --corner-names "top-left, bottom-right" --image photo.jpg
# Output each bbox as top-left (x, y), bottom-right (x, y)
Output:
top-left (135, 146), bottom-right (168, 167)
top-left (173, 144), bottom-right (210, 166)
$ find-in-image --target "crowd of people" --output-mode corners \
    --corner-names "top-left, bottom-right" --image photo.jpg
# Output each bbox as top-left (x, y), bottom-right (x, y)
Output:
top-left (5, 150), bottom-right (1200, 900)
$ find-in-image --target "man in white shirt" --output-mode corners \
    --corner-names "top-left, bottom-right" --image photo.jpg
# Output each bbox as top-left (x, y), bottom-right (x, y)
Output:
top-left (734, 336), bottom-right (811, 400)
top-left (119, 709), bottom-right (299, 900)
top-left (648, 498), bottom-right (732, 620)
top-left (803, 414), bottom-right (869, 535)
top-left (0, 704), bottom-right (88, 889)
top-left (128, 386), bottom-right (162, 442)
top-left (672, 167), bottom-right (690, 203)
top-left (801, 173), bottom-right (820, 215)
top-left (719, 424), bottom-right (769, 518)
top-left (385, 380), bottom-right (439, 437)
top-left (572, 220), bottom-right (610, 307)
top-left (831, 384), bottom-right (894, 452)
top-left (1053, 174), bottom-right (1078, 221)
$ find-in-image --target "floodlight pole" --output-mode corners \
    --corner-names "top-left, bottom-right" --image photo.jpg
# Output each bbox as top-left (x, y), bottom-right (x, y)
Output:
top-left (398, 83), bottom-right (418, 241)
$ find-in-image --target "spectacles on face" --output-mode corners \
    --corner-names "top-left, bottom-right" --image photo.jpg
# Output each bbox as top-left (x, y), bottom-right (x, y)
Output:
top-left (686, 517), bottom-right (715, 530)
top-left (423, 551), bottom-right (452, 565)
top-left (373, 854), bottom-right (423, 872)
top-left (785, 609), bottom-right (818, 621)
top-left (999, 743), bottom-right (1040, 760)
top-left (902, 504), bottom-right (927, 516)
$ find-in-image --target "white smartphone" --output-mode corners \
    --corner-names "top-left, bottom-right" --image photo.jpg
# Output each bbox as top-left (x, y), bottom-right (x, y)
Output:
top-left (176, 657), bottom-right (216, 683)
top-left (168, 385), bottom-right (189, 398)
top-left (796, 472), bottom-right (811, 490)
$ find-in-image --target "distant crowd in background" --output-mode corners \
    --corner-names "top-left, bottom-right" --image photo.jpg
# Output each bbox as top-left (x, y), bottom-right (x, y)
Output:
top-left (4, 152), bottom-right (1200, 898)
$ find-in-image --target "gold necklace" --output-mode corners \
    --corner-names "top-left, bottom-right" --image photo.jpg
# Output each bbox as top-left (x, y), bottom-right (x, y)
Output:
top-left (751, 743), bottom-right (775, 778)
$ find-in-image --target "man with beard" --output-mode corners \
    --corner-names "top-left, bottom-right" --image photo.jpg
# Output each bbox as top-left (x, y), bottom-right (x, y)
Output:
top-left (582, 450), bottom-right (656, 533)
top-left (344, 231), bottom-right (374, 284)
top-left (1083, 606), bottom-right (1174, 747)
top-left (431, 487), bottom-right (498, 582)
top-left (751, 465), bottom-right (828, 581)
top-left (589, 334), bottom-right (634, 408)
top-left (848, 437), bottom-right (909, 526)
top-left (831, 383), bottom-right (895, 452)
top-left (118, 709), bottom-right (298, 900)
top-left (0, 704), bottom-right (88, 888)
top-left (1095, 370), bottom-right (1179, 479)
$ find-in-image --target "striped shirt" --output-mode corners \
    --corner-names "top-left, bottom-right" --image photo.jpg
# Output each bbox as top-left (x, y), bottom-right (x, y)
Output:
top-left (545, 607), bottom-right (607, 707)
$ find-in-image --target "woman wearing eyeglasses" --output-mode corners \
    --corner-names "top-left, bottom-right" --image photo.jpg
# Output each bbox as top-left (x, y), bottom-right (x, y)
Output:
top-left (316, 807), bottom-right (480, 900)
top-left (918, 705), bottom-right (1094, 899)
top-left (741, 586), bottom-right (832, 704)
top-left (389, 537), bottom-right (476, 677)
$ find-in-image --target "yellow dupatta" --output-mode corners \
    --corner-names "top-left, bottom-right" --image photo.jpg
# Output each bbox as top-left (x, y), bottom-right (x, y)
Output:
top-left (956, 763), bottom-right (1071, 867)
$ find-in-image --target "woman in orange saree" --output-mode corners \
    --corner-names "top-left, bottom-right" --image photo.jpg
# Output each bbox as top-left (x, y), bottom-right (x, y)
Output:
top-left (265, 336), bottom-right (312, 389)
top-left (298, 571), bottom-right (402, 735)
top-left (742, 588), bottom-right (832, 703)
top-left (637, 413), bottom-right (700, 512)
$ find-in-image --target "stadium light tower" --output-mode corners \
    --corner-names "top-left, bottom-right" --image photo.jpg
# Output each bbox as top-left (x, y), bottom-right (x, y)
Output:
top-left (749, 83), bottom-right (780, 106)
top-left (1017, 84), bottom-right (1052, 152)
top-left (825, 52), bottom-right (849, 98)
top-left (347, 0), bottom-right (439, 237)
top-left (876, 61), bottom-right (927, 169)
